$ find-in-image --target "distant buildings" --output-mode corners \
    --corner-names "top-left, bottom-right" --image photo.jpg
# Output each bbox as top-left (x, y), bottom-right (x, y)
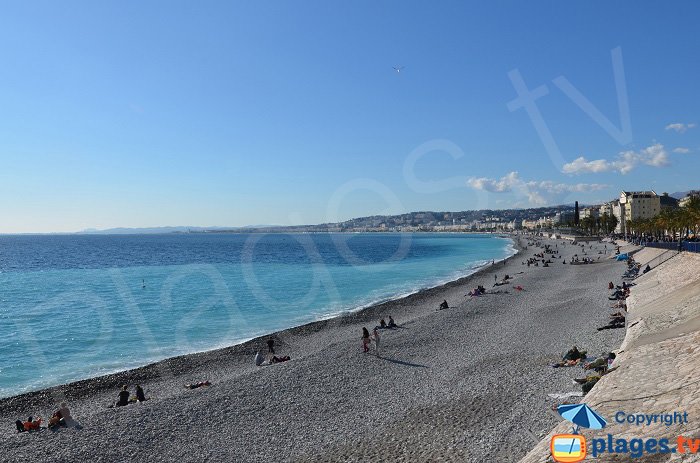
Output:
top-left (679, 191), bottom-right (700, 208)
top-left (618, 191), bottom-right (661, 235)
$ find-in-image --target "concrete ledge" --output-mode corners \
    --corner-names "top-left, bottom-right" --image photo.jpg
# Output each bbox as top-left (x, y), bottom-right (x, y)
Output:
top-left (519, 252), bottom-right (700, 463)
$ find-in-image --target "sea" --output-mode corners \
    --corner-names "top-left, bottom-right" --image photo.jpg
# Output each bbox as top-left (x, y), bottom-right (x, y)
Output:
top-left (0, 232), bottom-right (514, 398)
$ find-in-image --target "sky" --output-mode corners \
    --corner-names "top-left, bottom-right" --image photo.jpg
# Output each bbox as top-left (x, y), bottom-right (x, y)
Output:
top-left (1, 1), bottom-right (699, 233)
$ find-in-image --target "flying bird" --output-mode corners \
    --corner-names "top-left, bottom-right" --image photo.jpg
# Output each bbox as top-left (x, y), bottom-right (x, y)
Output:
top-left (393, 66), bottom-right (405, 73)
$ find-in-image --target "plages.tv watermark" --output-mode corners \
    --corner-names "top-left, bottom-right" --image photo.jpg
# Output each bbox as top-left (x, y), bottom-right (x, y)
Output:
top-left (551, 404), bottom-right (697, 462)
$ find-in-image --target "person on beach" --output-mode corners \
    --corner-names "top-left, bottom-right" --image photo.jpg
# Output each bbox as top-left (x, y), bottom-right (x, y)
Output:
top-left (135, 385), bottom-right (146, 402)
top-left (270, 355), bottom-right (291, 363)
top-left (23, 417), bottom-right (42, 431)
top-left (267, 338), bottom-right (275, 355)
top-left (372, 327), bottom-right (381, 356)
top-left (57, 403), bottom-right (77, 428)
top-left (379, 318), bottom-right (387, 329)
top-left (15, 420), bottom-right (25, 433)
top-left (255, 350), bottom-right (265, 366)
top-left (362, 327), bottom-right (371, 353)
top-left (185, 381), bottom-right (211, 389)
top-left (116, 385), bottom-right (130, 407)
top-left (387, 316), bottom-right (396, 328)
top-left (439, 300), bottom-right (449, 310)
top-left (48, 409), bottom-right (65, 429)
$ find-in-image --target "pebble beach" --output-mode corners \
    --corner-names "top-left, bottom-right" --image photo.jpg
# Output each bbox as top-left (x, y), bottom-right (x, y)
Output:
top-left (0, 236), bottom-right (627, 462)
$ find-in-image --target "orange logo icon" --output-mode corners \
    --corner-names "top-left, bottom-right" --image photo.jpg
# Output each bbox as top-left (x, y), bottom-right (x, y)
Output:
top-left (551, 434), bottom-right (587, 462)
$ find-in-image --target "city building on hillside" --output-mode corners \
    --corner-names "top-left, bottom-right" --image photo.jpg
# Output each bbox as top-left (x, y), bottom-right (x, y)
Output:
top-left (581, 207), bottom-right (600, 219)
top-left (611, 200), bottom-right (623, 233)
top-left (619, 191), bottom-right (661, 235)
top-left (679, 191), bottom-right (700, 208)
top-left (659, 192), bottom-right (679, 210)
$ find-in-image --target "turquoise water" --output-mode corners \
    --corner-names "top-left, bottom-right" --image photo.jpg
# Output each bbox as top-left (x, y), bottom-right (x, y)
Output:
top-left (0, 233), bottom-right (514, 398)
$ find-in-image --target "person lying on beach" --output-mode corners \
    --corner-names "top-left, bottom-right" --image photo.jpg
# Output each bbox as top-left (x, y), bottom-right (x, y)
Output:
top-left (438, 300), bottom-right (449, 310)
top-left (362, 327), bottom-right (371, 353)
top-left (584, 353), bottom-right (616, 371)
top-left (597, 319), bottom-right (625, 331)
top-left (15, 420), bottom-right (25, 433)
top-left (185, 381), bottom-right (211, 389)
top-left (22, 417), bottom-right (42, 431)
top-left (563, 346), bottom-right (586, 361)
top-left (48, 410), bottom-right (66, 429)
top-left (387, 316), bottom-right (396, 328)
top-left (270, 355), bottom-right (291, 364)
top-left (552, 347), bottom-right (587, 368)
top-left (574, 374), bottom-right (601, 385)
top-left (116, 385), bottom-right (130, 407)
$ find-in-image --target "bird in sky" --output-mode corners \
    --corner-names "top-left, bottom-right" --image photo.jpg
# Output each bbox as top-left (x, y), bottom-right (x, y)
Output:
top-left (393, 66), bottom-right (405, 73)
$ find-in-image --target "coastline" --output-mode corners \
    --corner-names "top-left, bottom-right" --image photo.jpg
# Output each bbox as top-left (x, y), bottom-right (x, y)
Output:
top-left (0, 236), bottom-right (521, 405)
top-left (0, 232), bottom-right (516, 400)
top-left (1, 235), bottom-right (625, 462)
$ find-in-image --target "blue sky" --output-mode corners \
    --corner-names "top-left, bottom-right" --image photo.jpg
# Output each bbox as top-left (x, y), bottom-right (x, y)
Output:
top-left (1, 1), bottom-right (698, 232)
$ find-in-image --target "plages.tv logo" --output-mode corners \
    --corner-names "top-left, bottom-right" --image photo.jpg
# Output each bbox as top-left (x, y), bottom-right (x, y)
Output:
top-left (551, 404), bottom-right (607, 463)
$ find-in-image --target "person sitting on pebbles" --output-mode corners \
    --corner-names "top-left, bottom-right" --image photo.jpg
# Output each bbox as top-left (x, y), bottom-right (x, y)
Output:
top-left (438, 300), bottom-right (449, 310)
top-left (387, 316), bottom-right (397, 328)
top-left (116, 385), bottom-right (130, 407)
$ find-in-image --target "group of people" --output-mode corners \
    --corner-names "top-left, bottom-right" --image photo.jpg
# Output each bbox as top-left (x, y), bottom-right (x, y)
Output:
top-left (552, 346), bottom-right (618, 394)
top-left (115, 384), bottom-right (147, 407)
top-left (255, 338), bottom-right (291, 366)
top-left (15, 403), bottom-right (76, 433)
top-left (360, 315), bottom-right (399, 355)
top-left (361, 327), bottom-right (381, 355)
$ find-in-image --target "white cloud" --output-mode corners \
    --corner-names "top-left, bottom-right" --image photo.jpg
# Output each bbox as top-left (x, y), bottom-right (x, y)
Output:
top-left (673, 147), bottom-right (691, 154)
top-left (561, 157), bottom-right (611, 174)
top-left (467, 171), bottom-right (607, 206)
top-left (466, 171), bottom-right (520, 192)
top-left (562, 143), bottom-right (669, 175)
top-left (665, 122), bottom-right (696, 133)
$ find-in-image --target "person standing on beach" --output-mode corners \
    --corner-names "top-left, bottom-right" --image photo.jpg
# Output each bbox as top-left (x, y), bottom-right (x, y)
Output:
top-left (267, 338), bottom-right (275, 355)
top-left (372, 328), bottom-right (381, 357)
top-left (362, 327), bottom-right (371, 353)
top-left (495, 274), bottom-right (497, 283)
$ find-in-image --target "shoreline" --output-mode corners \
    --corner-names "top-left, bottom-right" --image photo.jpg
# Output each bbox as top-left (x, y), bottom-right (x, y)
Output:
top-left (2, 234), bottom-right (625, 462)
top-left (0, 236), bottom-right (521, 405)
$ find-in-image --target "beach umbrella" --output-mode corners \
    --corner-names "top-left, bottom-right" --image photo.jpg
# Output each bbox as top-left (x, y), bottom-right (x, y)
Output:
top-left (557, 403), bottom-right (607, 431)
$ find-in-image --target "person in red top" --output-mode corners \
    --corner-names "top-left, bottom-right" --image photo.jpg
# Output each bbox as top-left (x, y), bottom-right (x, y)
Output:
top-left (23, 417), bottom-right (42, 431)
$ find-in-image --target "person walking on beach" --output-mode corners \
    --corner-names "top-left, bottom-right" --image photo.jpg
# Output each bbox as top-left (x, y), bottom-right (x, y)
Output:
top-left (372, 327), bottom-right (381, 357)
top-left (494, 274), bottom-right (497, 283)
top-left (362, 327), bottom-right (371, 353)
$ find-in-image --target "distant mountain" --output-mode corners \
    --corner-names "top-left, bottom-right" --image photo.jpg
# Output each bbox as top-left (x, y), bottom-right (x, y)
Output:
top-left (670, 191), bottom-right (691, 200)
top-left (77, 226), bottom-right (237, 235)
